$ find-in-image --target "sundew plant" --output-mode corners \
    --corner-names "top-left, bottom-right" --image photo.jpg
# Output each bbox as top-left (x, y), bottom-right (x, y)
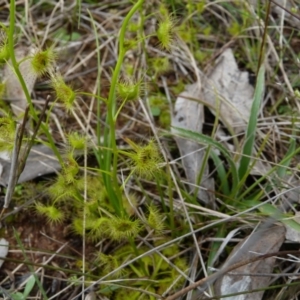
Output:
top-left (0, 0), bottom-right (300, 299)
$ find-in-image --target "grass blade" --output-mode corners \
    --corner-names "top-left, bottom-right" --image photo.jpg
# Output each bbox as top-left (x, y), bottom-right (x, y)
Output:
top-left (172, 127), bottom-right (239, 194)
top-left (238, 65), bottom-right (265, 180)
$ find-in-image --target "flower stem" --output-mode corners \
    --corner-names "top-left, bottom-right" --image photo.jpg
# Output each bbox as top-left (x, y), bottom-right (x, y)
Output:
top-left (102, 0), bottom-right (144, 215)
top-left (8, 0), bottom-right (63, 165)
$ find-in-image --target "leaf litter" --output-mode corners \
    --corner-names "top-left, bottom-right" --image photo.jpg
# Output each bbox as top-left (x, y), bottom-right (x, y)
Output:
top-left (171, 47), bottom-right (291, 299)
top-left (214, 226), bottom-right (286, 300)
top-left (0, 238), bottom-right (8, 269)
top-left (202, 48), bottom-right (255, 135)
top-left (172, 48), bottom-right (271, 206)
top-left (0, 45), bottom-right (61, 186)
top-left (0, 144), bottom-right (61, 186)
top-left (250, 0), bottom-right (300, 28)
top-left (171, 48), bottom-right (264, 206)
top-left (171, 83), bottom-right (215, 206)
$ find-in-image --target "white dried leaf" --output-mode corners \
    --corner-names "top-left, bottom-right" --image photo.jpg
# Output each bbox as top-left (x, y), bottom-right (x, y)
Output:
top-left (0, 144), bottom-right (61, 186)
top-left (0, 151), bottom-right (10, 186)
top-left (203, 48), bottom-right (254, 134)
top-left (214, 226), bottom-right (285, 300)
top-left (4, 47), bottom-right (37, 116)
top-left (0, 151), bottom-right (10, 161)
top-left (0, 238), bottom-right (8, 269)
top-left (285, 212), bottom-right (300, 242)
top-left (85, 291), bottom-right (97, 300)
top-left (273, 0), bottom-right (300, 28)
top-left (246, 151), bottom-right (271, 176)
top-left (278, 175), bottom-right (300, 204)
top-left (171, 83), bottom-right (215, 205)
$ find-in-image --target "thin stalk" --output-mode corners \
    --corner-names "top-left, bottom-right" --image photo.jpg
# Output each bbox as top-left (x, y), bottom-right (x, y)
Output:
top-left (89, 9), bottom-right (104, 171)
top-left (8, 0), bottom-right (63, 165)
top-left (166, 164), bottom-right (175, 235)
top-left (102, 0), bottom-right (144, 215)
